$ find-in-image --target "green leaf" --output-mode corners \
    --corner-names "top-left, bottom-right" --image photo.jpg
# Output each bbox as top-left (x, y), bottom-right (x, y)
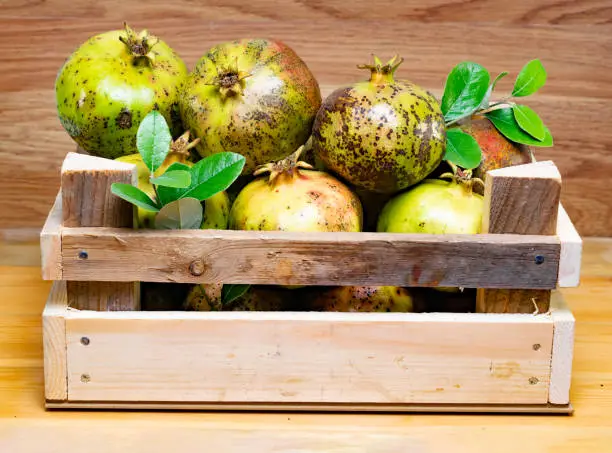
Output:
top-left (445, 128), bottom-right (483, 170)
top-left (150, 170), bottom-right (191, 189)
top-left (486, 108), bottom-right (553, 147)
top-left (157, 162), bottom-right (192, 206)
top-left (512, 104), bottom-right (546, 141)
top-left (110, 183), bottom-right (159, 212)
top-left (480, 71), bottom-right (509, 109)
top-left (154, 197), bottom-right (203, 230)
top-left (221, 284), bottom-right (251, 305)
top-left (441, 62), bottom-right (490, 122)
top-left (512, 59), bottom-right (547, 97)
top-left (137, 111), bottom-right (172, 173)
top-left (159, 152), bottom-right (246, 204)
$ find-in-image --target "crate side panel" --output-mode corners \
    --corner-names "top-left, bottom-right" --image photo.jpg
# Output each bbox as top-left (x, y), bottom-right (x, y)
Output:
top-left (60, 229), bottom-right (560, 288)
top-left (65, 313), bottom-right (553, 405)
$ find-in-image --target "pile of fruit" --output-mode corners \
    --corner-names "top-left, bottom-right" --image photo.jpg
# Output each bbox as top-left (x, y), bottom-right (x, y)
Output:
top-left (56, 24), bottom-right (552, 313)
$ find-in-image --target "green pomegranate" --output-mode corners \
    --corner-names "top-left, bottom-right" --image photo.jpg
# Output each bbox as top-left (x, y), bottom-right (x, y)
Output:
top-left (312, 56), bottom-right (446, 193)
top-left (307, 286), bottom-right (414, 312)
top-left (181, 39), bottom-right (321, 174)
top-left (229, 147), bottom-right (363, 232)
top-left (378, 176), bottom-right (484, 293)
top-left (56, 23), bottom-right (188, 158)
top-left (377, 177), bottom-right (484, 235)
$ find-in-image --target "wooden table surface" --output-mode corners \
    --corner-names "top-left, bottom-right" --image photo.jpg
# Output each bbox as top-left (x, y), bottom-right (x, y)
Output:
top-left (1, 237), bottom-right (611, 452)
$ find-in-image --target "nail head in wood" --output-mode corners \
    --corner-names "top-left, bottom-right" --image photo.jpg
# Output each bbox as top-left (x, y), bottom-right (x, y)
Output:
top-left (78, 251), bottom-right (88, 260)
top-left (529, 377), bottom-right (539, 385)
top-left (533, 343), bottom-right (541, 351)
top-left (80, 337), bottom-right (90, 346)
top-left (189, 259), bottom-right (206, 276)
top-left (81, 374), bottom-right (91, 383)
top-left (534, 255), bottom-right (545, 265)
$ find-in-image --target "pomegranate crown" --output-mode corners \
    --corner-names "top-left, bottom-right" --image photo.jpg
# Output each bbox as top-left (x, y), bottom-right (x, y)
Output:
top-left (358, 55), bottom-right (404, 84)
top-left (439, 162), bottom-right (485, 194)
top-left (253, 145), bottom-right (314, 185)
top-left (169, 131), bottom-right (200, 162)
top-left (209, 57), bottom-right (252, 99)
top-left (119, 22), bottom-right (159, 65)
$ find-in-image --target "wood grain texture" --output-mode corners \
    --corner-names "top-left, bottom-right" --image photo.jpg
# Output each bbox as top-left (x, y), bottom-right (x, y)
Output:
top-left (42, 280), bottom-right (67, 401)
top-left (40, 191), bottom-right (62, 280)
top-left (61, 152), bottom-right (136, 228)
top-left (60, 302), bottom-right (553, 405)
top-left (2, 0), bottom-right (612, 24)
top-left (477, 161), bottom-right (562, 313)
top-left (482, 161), bottom-right (562, 236)
top-left (61, 152), bottom-right (140, 311)
top-left (0, 13), bottom-right (611, 236)
top-left (59, 228), bottom-right (560, 288)
top-left (549, 293), bottom-right (575, 405)
top-left (1, 239), bottom-right (612, 450)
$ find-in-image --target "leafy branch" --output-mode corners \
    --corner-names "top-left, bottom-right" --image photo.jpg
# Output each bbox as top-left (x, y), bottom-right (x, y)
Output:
top-left (440, 59), bottom-right (552, 170)
top-left (111, 111), bottom-right (246, 229)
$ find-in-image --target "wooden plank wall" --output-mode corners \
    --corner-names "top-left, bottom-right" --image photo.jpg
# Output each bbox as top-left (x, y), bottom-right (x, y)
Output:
top-left (1, 1), bottom-right (611, 236)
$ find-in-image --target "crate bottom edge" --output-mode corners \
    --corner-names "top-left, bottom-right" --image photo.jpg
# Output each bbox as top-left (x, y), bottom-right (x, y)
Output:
top-left (46, 400), bottom-right (573, 414)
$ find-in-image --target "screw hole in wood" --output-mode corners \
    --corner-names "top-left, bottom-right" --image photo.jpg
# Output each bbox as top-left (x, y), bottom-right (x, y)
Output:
top-left (189, 259), bottom-right (205, 276)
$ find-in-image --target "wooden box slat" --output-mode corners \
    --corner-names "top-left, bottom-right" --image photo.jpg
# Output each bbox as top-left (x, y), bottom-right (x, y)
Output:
top-left (58, 227), bottom-right (560, 288)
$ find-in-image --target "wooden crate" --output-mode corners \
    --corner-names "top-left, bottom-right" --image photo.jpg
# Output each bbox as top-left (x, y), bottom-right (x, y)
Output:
top-left (40, 152), bottom-right (582, 413)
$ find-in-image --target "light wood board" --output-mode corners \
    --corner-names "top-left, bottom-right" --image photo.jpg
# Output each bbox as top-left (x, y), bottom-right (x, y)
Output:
top-left (52, 282), bottom-right (553, 405)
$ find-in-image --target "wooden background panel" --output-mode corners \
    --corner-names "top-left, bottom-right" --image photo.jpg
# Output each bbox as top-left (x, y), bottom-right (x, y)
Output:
top-left (0, 5), bottom-right (611, 235)
top-left (3, 0), bottom-right (612, 24)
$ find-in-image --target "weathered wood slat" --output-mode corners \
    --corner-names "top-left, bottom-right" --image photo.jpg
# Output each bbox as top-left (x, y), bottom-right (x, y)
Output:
top-left (58, 228), bottom-right (560, 288)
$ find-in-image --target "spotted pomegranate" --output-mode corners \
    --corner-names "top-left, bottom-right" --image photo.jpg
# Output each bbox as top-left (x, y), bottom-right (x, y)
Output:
top-left (312, 56), bottom-right (446, 193)
top-left (180, 39), bottom-right (321, 174)
top-left (56, 23), bottom-right (187, 158)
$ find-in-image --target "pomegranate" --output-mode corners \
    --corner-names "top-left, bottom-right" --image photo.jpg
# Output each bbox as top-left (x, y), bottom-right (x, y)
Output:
top-left (461, 115), bottom-right (533, 184)
top-left (180, 39), bottom-right (321, 174)
top-left (229, 146), bottom-right (363, 232)
top-left (377, 176), bottom-right (483, 235)
top-left (306, 286), bottom-right (414, 312)
top-left (312, 56), bottom-right (445, 193)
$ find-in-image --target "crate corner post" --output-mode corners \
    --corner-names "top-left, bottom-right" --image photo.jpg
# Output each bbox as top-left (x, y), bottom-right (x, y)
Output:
top-left (61, 152), bottom-right (140, 311)
top-left (476, 160), bottom-right (562, 314)
top-left (43, 281), bottom-right (69, 404)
